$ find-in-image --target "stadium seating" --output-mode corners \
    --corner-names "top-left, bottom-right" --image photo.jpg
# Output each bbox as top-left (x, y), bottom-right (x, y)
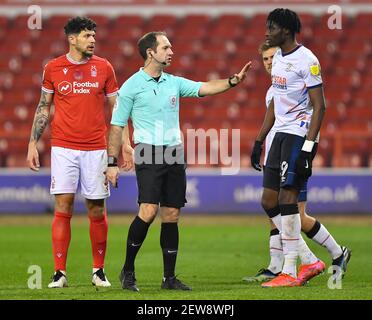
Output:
top-left (0, 13), bottom-right (370, 167)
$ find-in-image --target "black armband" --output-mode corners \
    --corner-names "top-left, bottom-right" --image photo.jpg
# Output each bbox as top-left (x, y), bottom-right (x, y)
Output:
top-left (107, 156), bottom-right (118, 167)
top-left (228, 75), bottom-right (237, 87)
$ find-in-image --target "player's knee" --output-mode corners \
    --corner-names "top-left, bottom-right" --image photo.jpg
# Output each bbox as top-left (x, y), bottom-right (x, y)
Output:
top-left (86, 199), bottom-right (105, 218)
top-left (261, 193), bottom-right (278, 212)
top-left (55, 196), bottom-right (74, 214)
top-left (298, 202), bottom-right (306, 216)
top-left (88, 206), bottom-right (105, 219)
top-left (261, 197), bottom-right (275, 212)
top-left (139, 203), bottom-right (158, 223)
top-left (261, 188), bottom-right (278, 212)
top-left (278, 188), bottom-right (297, 205)
top-left (161, 207), bottom-right (180, 223)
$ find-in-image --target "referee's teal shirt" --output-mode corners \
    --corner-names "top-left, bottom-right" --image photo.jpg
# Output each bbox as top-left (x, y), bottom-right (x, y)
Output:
top-left (111, 68), bottom-right (202, 146)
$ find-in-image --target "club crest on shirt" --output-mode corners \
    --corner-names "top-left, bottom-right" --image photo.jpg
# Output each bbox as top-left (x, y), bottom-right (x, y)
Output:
top-left (91, 65), bottom-right (97, 77)
top-left (285, 63), bottom-right (294, 72)
top-left (169, 95), bottom-right (177, 107)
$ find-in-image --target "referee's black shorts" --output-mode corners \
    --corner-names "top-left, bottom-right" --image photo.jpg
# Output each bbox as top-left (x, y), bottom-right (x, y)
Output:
top-left (134, 143), bottom-right (187, 208)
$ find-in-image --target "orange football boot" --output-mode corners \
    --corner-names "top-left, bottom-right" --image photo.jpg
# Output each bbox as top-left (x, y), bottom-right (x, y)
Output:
top-left (297, 260), bottom-right (326, 285)
top-left (261, 273), bottom-right (301, 288)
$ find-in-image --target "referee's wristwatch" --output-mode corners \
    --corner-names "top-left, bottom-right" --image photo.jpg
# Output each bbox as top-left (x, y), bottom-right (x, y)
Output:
top-left (228, 75), bottom-right (238, 87)
top-left (107, 155), bottom-right (118, 167)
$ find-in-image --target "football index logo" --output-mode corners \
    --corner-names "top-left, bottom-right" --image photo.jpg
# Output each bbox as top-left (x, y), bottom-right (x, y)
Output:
top-left (58, 81), bottom-right (99, 95)
top-left (58, 81), bottom-right (72, 95)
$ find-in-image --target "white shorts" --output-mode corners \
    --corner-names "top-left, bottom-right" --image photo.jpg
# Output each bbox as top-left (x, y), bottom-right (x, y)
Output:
top-left (50, 147), bottom-right (110, 199)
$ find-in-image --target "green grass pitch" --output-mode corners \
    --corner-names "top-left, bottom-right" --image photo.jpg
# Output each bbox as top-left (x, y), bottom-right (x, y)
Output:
top-left (1, 215), bottom-right (371, 300)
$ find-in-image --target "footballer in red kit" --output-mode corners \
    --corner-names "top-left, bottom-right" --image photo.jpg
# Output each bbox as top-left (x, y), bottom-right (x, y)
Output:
top-left (42, 54), bottom-right (118, 150)
top-left (27, 16), bottom-right (133, 288)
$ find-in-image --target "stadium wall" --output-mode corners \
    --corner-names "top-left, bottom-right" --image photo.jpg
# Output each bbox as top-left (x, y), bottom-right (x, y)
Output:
top-left (0, 169), bottom-right (371, 215)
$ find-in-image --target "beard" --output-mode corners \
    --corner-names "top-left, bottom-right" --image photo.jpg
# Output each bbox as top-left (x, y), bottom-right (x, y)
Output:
top-left (82, 50), bottom-right (93, 58)
top-left (75, 43), bottom-right (94, 58)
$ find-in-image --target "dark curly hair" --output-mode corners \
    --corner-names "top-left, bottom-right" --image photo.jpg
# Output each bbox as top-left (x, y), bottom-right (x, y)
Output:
top-left (267, 8), bottom-right (301, 38)
top-left (64, 16), bottom-right (96, 35)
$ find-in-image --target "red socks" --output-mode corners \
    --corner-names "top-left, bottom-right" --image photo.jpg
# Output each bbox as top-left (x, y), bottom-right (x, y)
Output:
top-left (89, 213), bottom-right (108, 269)
top-left (52, 212), bottom-right (72, 271)
top-left (51, 211), bottom-right (108, 271)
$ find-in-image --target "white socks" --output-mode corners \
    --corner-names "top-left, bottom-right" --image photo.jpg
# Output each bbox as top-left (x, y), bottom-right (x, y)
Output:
top-left (281, 213), bottom-right (301, 278)
top-left (298, 235), bottom-right (318, 265)
top-left (268, 232), bottom-right (284, 274)
top-left (308, 222), bottom-right (343, 259)
top-left (270, 210), bottom-right (321, 278)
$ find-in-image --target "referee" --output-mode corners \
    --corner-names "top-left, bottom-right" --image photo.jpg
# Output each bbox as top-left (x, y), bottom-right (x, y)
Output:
top-left (106, 31), bottom-right (250, 292)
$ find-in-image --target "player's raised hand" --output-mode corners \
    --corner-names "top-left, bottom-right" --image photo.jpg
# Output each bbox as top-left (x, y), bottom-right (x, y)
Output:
top-left (251, 140), bottom-right (263, 171)
top-left (230, 61), bottom-right (252, 85)
top-left (27, 142), bottom-right (40, 171)
top-left (121, 144), bottom-right (134, 172)
top-left (105, 166), bottom-right (119, 188)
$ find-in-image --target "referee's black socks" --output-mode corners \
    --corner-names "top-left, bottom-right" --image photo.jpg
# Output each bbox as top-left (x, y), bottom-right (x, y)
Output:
top-left (123, 215), bottom-right (150, 273)
top-left (160, 222), bottom-right (179, 278)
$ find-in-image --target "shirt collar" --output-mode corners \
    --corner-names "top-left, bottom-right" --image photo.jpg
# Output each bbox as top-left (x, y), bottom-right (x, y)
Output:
top-left (281, 44), bottom-right (302, 57)
top-left (139, 68), bottom-right (167, 82)
top-left (66, 53), bottom-right (90, 65)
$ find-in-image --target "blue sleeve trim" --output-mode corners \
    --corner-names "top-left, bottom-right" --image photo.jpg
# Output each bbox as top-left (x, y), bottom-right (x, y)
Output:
top-left (307, 83), bottom-right (323, 89)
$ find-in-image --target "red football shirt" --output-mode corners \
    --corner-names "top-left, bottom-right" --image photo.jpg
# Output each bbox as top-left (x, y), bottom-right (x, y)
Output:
top-left (42, 54), bottom-right (118, 150)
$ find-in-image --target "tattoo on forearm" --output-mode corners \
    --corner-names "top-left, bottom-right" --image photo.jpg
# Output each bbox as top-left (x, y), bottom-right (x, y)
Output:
top-left (30, 91), bottom-right (51, 142)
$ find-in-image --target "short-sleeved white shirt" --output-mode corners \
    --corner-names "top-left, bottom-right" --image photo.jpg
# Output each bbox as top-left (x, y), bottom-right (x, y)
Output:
top-left (271, 45), bottom-right (322, 138)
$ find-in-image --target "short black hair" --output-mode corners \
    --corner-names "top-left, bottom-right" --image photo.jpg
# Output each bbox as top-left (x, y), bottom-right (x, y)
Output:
top-left (137, 31), bottom-right (167, 60)
top-left (64, 16), bottom-right (96, 36)
top-left (267, 8), bottom-right (301, 38)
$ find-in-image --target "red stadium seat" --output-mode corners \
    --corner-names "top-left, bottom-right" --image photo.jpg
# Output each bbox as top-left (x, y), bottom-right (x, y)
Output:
top-left (354, 13), bottom-right (372, 25)
top-left (147, 14), bottom-right (179, 29)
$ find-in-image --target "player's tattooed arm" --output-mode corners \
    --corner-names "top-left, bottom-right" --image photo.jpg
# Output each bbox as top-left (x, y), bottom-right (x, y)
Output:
top-left (27, 90), bottom-right (53, 171)
top-left (29, 90), bottom-right (53, 143)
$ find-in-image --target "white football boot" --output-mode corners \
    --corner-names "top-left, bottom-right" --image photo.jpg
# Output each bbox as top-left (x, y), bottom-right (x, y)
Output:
top-left (92, 268), bottom-right (111, 287)
top-left (48, 270), bottom-right (68, 288)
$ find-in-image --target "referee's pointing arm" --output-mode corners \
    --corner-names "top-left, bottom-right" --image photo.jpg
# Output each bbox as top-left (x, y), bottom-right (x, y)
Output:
top-left (198, 62), bottom-right (252, 96)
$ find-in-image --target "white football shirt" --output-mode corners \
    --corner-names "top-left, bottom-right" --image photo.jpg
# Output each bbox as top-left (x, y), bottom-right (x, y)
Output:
top-left (271, 45), bottom-right (322, 137)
